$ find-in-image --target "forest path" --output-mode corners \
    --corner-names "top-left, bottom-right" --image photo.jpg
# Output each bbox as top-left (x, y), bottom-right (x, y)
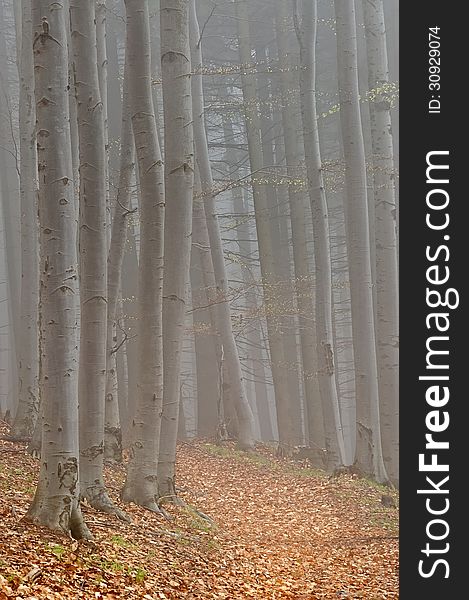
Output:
top-left (0, 430), bottom-right (398, 599)
top-left (176, 443), bottom-right (398, 599)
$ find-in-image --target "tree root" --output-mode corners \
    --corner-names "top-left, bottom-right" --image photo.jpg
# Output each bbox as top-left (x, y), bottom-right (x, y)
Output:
top-left (82, 486), bottom-right (131, 523)
top-left (24, 500), bottom-right (93, 540)
top-left (70, 507), bottom-right (93, 540)
top-left (120, 484), bottom-right (173, 520)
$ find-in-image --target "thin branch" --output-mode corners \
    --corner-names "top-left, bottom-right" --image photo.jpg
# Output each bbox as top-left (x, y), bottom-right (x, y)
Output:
top-left (198, 4), bottom-right (217, 48)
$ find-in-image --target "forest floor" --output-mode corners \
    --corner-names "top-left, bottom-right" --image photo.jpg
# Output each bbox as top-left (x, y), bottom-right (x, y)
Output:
top-left (0, 422), bottom-right (398, 599)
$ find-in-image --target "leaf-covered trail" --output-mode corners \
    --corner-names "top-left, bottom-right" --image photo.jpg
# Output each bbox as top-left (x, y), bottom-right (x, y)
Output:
top-left (0, 430), bottom-right (398, 599)
top-left (176, 444), bottom-right (398, 599)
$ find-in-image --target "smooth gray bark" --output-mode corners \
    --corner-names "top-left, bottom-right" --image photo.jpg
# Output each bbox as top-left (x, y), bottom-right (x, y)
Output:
top-left (255, 41), bottom-right (303, 445)
top-left (0, 184), bottom-right (14, 418)
top-left (235, 0), bottom-right (294, 451)
top-left (158, 0), bottom-right (194, 501)
top-left (189, 0), bottom-right (255, 449)
top-left (104, 55), bottom-right (134, 463)
top-left (190, 224), bottom-right (220, 439)
top-left (293, 0), bottom-right (345, 469)
top-left (11, 0), bottom-right (40, 439)
top-left (121, 0), bottom-right (165, 513)
top-left (221, 117), bottom-right (274, 443)
top-left (334, 0), bottom-right (387, 482)
top-left (275, 2), bottom-right (325, 451)
top-left (363, 0), bottom-right (399, 486)
top-left (26, 0), bottom-right (90, 538)
top-left (70, 0), bottom-right (126, 517)
top-left (95, 0), bottom-right (122, 460)
top-left (0, 1), bottom-right (20, 411)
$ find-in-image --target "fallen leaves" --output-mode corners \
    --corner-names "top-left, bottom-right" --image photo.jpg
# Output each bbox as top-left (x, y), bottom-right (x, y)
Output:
top-left (0, 423), bottom-right (398, 599)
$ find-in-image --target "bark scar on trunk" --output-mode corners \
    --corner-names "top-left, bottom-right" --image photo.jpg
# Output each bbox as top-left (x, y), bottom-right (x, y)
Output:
top-left (322, 341), bottom-right (335, 376)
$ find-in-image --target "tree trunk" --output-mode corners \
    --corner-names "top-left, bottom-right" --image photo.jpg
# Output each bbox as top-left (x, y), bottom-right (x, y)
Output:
top-left (0, 1), bottom-right (20, 411)
top-left (26, 0), bottom-right (90, 539)
top-left (235, 0), bottom-right (293, 452)
top-left (221, 118), bottom-right (274, 443)
top-left (362, 0), bottom-right (399, 486)
top-left (95, 0), bottom-right (122, 460)
top-left (116, 296), bottom-right (130, 448)
top-left (255, 41), bottom-right (303, 445)
top-left (96, 0), bottom-right (110, 240)
top-left (11, 0), bottom-right (40, 440)
top-left (190, 198), bottom-right (221, 440)
top-left (70, 0), bottom-right (125, 517)
top-left (189, 0), bottom-right (254, 449)
top-left (104, 51), bottom-right (135, 463)
top-left (293, 0), bottom-right (345, 469)
top-left (120, 214), bottom-right (139, 429)
top-left (158, 0), bottom-right (194, 501)
top-left (330, 206), bottom-right (356, 465)
top-left (120, 0), bottom-right (165, 513)
top-left (275, 3), bottom-right (325, 450)
top-left (333, 0), bottom-right (386, 482)
top-left (0, 185), bottom-right (14, 419)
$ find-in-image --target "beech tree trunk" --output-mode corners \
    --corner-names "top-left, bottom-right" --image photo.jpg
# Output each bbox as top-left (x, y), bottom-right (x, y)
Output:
top-left (95, 0), bottom-right (122, 460)
top-left (334, 0), bottom-right (387, 482)
top-left (11, 0), bottom-right (40, 440)
top-left (235, 0), bottom-right (294, 451)
top-left (294, 0), bottom-right (345, 469)
top-left (255, 41), bottom-right (303, 445)
top-left (362, 0), bottom-right (399, 486)
top-left (190, 220), bottom-right (220, 439)
top-left (189, 0), bottom-right (255, 449)
top-left (0, 1), bottom-right (20, 411)
top-left (158, 0), bottom-right (195, 500)
top-left (0, 183), bottom-right (14, 419)
top-left (70, 0), bottom-right (125, 517)
top-left (121, 0), bottom-right (165, 513)
top-left (222, 118), bottom-right (274, 443)
top-left (330, 206), bottom-right (356, 465)
top-left (26, 0), bottom-right (90, 538)
top-left (275, 2), bottom-right (325, 450)
top-left (104, 53), bottom-right (134, 463)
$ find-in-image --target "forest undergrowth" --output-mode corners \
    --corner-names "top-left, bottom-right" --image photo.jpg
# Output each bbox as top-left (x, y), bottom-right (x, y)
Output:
top-left (0, 422), bottom-right (398, 599)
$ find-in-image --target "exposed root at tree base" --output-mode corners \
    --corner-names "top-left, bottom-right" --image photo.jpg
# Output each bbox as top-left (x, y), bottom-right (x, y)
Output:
top-left (82, 487), bottom-right (131, 523)
top-left (23, 504), bottom-right (93, 541)
top-left (120, 486), bottom-right (173, 520)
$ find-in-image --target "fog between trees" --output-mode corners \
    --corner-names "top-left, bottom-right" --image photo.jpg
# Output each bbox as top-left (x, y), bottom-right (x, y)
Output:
top-left (0, 0), bottom-right (398, 538)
